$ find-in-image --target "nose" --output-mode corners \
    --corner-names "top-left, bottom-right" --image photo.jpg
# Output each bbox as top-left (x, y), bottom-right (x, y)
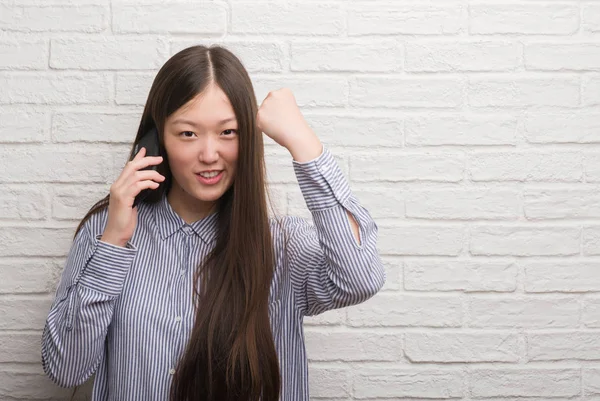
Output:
top-left (198, 134), bottom-right (219, 165)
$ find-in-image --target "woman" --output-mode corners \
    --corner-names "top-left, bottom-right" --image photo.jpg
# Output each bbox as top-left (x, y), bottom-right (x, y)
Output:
top-left (41, 45), bottom-right (385, 401)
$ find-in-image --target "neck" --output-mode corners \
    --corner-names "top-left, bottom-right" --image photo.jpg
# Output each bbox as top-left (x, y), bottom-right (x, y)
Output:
top-left (167, 184), bottom-right (216, 224)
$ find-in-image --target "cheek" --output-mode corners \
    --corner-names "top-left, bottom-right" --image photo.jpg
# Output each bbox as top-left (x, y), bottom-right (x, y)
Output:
top-left (165, 145), bottom-right (193, 178)
top-left (224, 142), bottom-right (239, 167)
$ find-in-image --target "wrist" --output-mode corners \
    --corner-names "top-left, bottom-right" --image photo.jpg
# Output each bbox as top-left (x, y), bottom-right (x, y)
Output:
top-left (100, 232), bottom-right (129, 248)
top-left (287, 131), bottom-right (323, 163)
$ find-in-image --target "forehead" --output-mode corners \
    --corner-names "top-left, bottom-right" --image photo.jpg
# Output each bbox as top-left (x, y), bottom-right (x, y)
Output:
top-left (168, 84), bottom-right (236, 127)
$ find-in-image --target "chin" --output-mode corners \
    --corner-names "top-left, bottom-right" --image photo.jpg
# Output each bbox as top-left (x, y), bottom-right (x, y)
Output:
top-left (188, 186), bottom-right (228, 203)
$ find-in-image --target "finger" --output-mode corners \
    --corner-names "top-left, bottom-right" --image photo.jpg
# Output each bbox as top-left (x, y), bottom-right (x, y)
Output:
top-left (261, 91), bottom-right (272, 104)
top-left (130, 180), bottom-right (160, 195)
top-left (135, 170), bottom-right (166, 182)
top-left (123, 147), bottom-right (148, 175)
top-left (133, 146), bottom-right (146, 160)
top-left (129, 155), bottom-right (164, 172)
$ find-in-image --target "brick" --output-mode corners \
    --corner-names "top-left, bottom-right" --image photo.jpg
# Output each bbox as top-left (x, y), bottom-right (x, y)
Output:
top-left (583, 74), bottom-right (600, 106)
top-left (0, 332), bottom-right (40, 363)
top-left (405, 331), bottom-right (519, 362)
top-left (405, 114), bottom-right (517, 146)
top-left (525, 188), bottom-right (600, 219)
top-left (405, 260), bottom-right (516, 292)
top-left (586, 152), bottom-right (600, 182)
top-left (469, 77), bottom-right (579, 107)
top-left (584, 297), bottom-right (600, 328)
top-left (526, 43), bottom-right (600, 71)
top-left (348, 4), bottom-right (464, 36)
top-left (528, 331), bottom-right (600, 361)
top-left (113, 2), bottom-right (226, 34)
top-left (470, 4), bottom-right (578, 35)
top-left (305, 330), bottom-right (402, 362)
top-left (309, 367), bottom-right (351, 398)
top-left (380, 256), bottom-right (402, 292)
top-left (354, 368), bottom-right (463, 399)
top-left (253, 76), bottom-right (347, 108)
top-left (52, 185), bottom-right (108, 220)
top-left (232, 2), bottom-right (343, 35)
top-left (291, 40), bottom-right (401, 72)
top-left (470, 152), bottom-right (582, 182)
top-left (468, 296), bottom-right (579, 328)
top-left (378, 225), bottom-right (465, 256)
top-left (585, 368), bottom-right (600, 395)
top-left (583, 5), bottom-right (600, 34)
top-left (51, 37), bottom-right (169, 70)
top-left (524, 112), bottom-right (600, 144)
top-left (525, 262), bottom-right (600, 293)
top-left (0, 296), bottom-right (53, 330)
top-left (115, 72), bottom-right (154, 105)
top-left (470, 368), bottom-right (579, 397)
top-left (0, 73), bottom-right (111, 105)
top-left (406, 189), bottom-right (520, 220)
top-left (471, 226), bottom-right (580, 256)
top-left (285, 188), bottom-right (312, 221)
top-left (172, 40), bottom-right (285, 73)
top-left (350, 187), bottom-right (404, 219)
top-left (0, 38), bottom-right (47, 70)
top-left (583, 226), bottom-right (600, 255)
top-left (305, 115), bottom-right (402, 148)
top-left (350, 152), bottom-right (464, 182)
top-left (0, 110), bottom-right (48, 143)
top-left (406, 41), bottom-right (520, 72)
top-left (0, 370), bottom-right (72, 399)
top-left (350, 77), bottom-right (463, 108)
top-left (52, 112), bottom-right (139, 143)
top-left (347, 294), bottom-right (462, 327)
top-left (303, 309), bottom-right (345, 327)
top-left (0, 226), bottom-right (74, 257)
top-left (0, 259), bottom-right (60, 294)
top-left (0, 4), bottom-right (107, 32)
top-left (265, 184), bottom-right (287, 217)
top-left (0, 145), bottom-right (113, 183)
top-left (0, 186), bottom-right (49, 220)
top-left (110, 144), bottom-right (136, 183)
top-left (264, 154), bottom-right (297, 184)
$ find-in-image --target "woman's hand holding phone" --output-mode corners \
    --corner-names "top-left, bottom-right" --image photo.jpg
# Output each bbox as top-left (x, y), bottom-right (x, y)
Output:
top-left (100, 147), bottom-right (165, 247)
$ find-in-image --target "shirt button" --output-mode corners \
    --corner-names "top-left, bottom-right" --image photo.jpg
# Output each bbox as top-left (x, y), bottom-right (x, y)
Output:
top-left (180, 269), bottom-right (185, 276)
top-left (175, 316), bottom-right (182, 322)
top-left (169, 368), bottom-right (175, 375)
top-left (182, 225), bottom-right (193, 235)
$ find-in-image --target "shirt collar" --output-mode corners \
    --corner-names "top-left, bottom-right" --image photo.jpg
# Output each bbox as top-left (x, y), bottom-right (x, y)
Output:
top-left (153, 194), bottom-right (219, 244)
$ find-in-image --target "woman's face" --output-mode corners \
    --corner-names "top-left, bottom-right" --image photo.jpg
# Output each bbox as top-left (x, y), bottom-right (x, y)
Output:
top-left (163, 83), bottom-right (239, 207)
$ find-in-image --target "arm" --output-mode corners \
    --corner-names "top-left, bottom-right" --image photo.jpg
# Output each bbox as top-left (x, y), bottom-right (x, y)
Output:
top-left (287, 147), bottom-right (386, 316)
top-left (41, 212), bottom-right (136, 387)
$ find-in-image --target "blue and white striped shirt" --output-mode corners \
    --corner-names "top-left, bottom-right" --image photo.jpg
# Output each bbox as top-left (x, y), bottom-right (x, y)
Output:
top-left (41, 147), bottom-right (386, 401)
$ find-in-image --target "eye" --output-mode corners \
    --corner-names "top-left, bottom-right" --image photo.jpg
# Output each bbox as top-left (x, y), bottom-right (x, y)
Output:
top-left (221, 129), bottom-right (238, 136)
top-left (180, 131), bottom-right (196, 138)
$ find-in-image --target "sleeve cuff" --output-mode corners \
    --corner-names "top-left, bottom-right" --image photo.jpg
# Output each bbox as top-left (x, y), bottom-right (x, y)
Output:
top-left (78, 235), bottom-right (137, 297)
top-left (292, 146), bottom-right (352, 211)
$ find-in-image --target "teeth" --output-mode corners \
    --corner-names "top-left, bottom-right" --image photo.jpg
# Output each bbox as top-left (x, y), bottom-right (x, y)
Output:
top-left (199, 171), bottom-right (220, 178)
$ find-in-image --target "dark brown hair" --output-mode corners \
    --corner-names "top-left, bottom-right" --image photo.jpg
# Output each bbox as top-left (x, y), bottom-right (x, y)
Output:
top-left (72, 45), bottom-right (280, 401)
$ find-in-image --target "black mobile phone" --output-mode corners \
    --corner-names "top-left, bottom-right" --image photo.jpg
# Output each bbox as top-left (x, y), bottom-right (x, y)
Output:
top-left (131, 127), bottom-right (161, 208)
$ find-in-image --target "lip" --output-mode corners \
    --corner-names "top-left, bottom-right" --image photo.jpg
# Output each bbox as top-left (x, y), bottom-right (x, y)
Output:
top-left (195, 170), bottom-right (224, 185)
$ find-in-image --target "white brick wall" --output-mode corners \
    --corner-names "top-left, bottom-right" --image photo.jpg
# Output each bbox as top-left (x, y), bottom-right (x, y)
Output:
top-left (1, 0), bottom-right (600, 399)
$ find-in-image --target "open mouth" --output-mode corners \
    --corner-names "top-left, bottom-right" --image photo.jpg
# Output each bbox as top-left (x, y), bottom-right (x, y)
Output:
top-left (195, 170), bottom-right (224, 185)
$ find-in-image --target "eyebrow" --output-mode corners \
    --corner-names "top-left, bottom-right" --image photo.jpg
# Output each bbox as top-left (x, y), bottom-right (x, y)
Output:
top-left (171, 117), bottom-right (237, 127)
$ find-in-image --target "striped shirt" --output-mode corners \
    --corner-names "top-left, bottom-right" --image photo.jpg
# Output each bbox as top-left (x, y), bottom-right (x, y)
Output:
top-left (41, 147), bottom-right (386, 401)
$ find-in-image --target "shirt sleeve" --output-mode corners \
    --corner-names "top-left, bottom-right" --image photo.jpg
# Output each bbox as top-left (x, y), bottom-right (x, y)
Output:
top-left (41, 211), bottom-right (137, 387)
top-left (286, 146), bottom-right (386, 316)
